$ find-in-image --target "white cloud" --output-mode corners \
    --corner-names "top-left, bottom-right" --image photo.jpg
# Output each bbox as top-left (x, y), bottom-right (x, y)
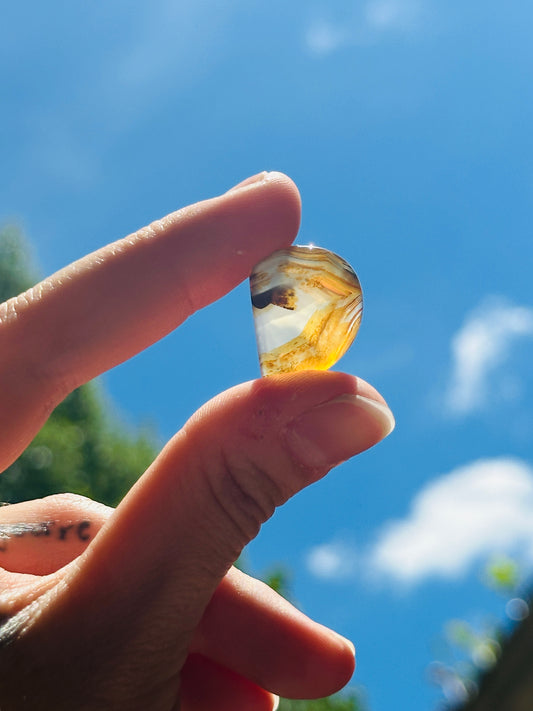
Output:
top-left (365, 0), bottom-right (419, 30)
top-left (114, 1), bottom-right (231, 94)
top-left (304, 0), bottom-right (421, 56)
top-left (445, 299), bottom-right (533, 415)
top-left (306, 458), bottom-right (533, 587)
top-left (306, 540), bottom-right (358, 580)
top-left (370, 458), bottom-right (533, 585)
top-left (305, 21), bottom-right (348, 56)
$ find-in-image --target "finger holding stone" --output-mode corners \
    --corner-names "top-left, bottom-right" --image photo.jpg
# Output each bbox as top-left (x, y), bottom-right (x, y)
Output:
top-left (0, 173), bottom-right (301, 472)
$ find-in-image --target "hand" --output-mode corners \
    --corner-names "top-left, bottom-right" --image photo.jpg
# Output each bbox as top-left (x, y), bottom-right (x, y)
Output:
top-left (0, 172), bottom-right (394, 710)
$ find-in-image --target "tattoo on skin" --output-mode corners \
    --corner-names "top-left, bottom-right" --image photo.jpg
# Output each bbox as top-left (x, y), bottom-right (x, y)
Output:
top-left (0, 520), bottom-right (92, 552)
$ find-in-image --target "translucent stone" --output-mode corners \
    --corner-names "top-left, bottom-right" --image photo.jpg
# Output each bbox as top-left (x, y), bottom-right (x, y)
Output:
top-left (250, 245), bottom-right (363, 376)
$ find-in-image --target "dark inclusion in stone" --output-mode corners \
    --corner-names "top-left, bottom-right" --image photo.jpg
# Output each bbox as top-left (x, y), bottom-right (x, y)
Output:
top-left (251, 286), bottom-right (297, 311)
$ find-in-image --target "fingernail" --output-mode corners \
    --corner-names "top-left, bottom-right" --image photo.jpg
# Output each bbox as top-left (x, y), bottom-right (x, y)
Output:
top-left (272, 694), bottom-right (280, 711)
top-left (226, 171), bottom-right (269, 193)
top-left (286, 394), bottom-right (395, 469)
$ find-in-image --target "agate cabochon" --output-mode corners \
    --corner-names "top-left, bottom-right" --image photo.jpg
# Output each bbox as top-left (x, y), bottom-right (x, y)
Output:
top-left (250, 245), bottom-right (363, 376)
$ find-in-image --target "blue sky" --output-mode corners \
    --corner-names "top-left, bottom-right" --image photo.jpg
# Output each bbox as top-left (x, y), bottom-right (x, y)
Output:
top-left (3, 1), bottom-right (533, 709)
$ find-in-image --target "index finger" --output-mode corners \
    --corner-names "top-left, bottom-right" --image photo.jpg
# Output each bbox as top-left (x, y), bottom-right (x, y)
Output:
top-left (0, 172), bottom-right (301, 471)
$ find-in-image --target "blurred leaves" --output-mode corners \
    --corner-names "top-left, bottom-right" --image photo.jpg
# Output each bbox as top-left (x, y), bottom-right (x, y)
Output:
top-left (484, 555), bottom-right (521, 595)
top-left (278, 695), bottom-right (363, 711)
top-left (264, 565), bottom-right (294, 601)
top-left (0, 225), bottom-right (157, 505)
top-left (0, 382), bottom-right (157, 505)
top-left (430, 555), bottom-right (532, 709)
top-left (0, 224), bottom-right (38, 301)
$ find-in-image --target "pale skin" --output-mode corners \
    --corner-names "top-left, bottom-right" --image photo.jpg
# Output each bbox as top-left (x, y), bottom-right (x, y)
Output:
top-left (0, 172), bottom-right (394, 710)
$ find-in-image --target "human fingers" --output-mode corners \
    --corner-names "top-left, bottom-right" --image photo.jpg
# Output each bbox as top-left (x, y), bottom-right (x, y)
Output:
top-left (191, 567), bottom-right (355, 699)
top-left (0, 494), bottom-right (112, 575)
top-left (0, 497), bottom-right (350, 699)
top-left (181, 654), bottom-right (279, 711)
top-left (0, 172), bottom-right (300, 471)
top-left (7, 372), bottom-right (392, 706)
top-left (0, 496), bottom-right (353, 698)
top-left (0, 493), bottom-right (110, 624)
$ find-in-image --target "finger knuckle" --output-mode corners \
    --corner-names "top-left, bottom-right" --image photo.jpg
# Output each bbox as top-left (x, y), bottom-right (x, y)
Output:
top-left (204, 448), bottom-right (286, 547)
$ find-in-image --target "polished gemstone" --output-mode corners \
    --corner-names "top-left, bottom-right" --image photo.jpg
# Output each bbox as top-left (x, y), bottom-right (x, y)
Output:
top-left (250, 245), bottom-right (363, 376)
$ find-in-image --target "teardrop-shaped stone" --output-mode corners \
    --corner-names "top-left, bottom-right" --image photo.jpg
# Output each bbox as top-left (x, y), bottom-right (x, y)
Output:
top-left (250, 245), bottom-right (363, 376)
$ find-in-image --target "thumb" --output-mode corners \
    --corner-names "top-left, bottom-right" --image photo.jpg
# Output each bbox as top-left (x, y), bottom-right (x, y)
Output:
top-left (16, 372), bottom-right (394, 700)
top-left (85, 370), bottom-right (393, 593)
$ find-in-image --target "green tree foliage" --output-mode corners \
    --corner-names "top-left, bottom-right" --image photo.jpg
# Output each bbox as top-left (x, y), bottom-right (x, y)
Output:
top-left (0, 381), bottom-right (157, 505)
top-left (0, 225), bottom-right (157, 505)
top-left (0, 224), bottom-right (39, 301)
top-left (278, 694), bottom-right (363, 711)
top-left (429, 555), bottom-right (531, 708)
